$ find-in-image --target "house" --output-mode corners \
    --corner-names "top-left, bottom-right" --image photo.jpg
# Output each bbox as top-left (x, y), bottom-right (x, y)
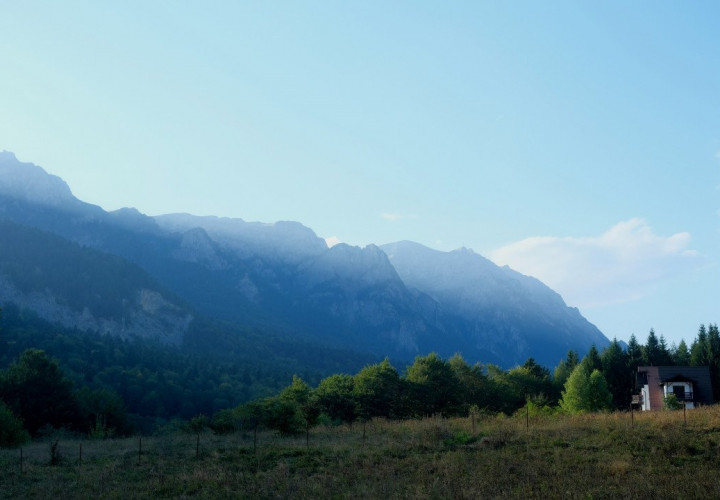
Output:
top-left (634, 366), bottom-right (714, 411)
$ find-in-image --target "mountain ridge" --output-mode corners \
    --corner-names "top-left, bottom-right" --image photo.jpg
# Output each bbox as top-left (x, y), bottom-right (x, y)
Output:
top-left (0, 152), bottom-right (609, 368)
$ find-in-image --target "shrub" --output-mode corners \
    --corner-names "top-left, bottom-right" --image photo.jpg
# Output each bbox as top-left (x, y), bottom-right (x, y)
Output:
top-left (0, 400), bottom-right (30, 448)
top-left (664, 394), bottom-right (682, 410)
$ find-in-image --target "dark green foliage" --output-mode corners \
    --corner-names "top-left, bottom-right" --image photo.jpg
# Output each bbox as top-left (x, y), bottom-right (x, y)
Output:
top-left (600, 339), bottom-right (631, 409)
top-left (0, 305), bottom-right (365, 434)
top-left (76, 386), bottom-right (131, 438)
top-left (405, 353), bottom-right (462, 417)
top-left (581, 345), bottom-right (602, 372)
top-left (448, 355), bottom-right (495, 412)
top-left (690, 325), bottom-right (709, 366)
top-left (704, 324), bottom-right (720, 400)
top-left (663, 393), bottom-right (682, 410)
top-left (315, 374), bottom-right (356, 423)
top-left (672, 340), bottom-right (691, 366)
top-left (353, 359), bottom-right (402, 419)
top-left (553, 350), bottom-right (579, 391)
top-left (0, 349), bottom-right (81, 435)
top-left (503, 359), bottom-right (555, 408)
top-left (186, 414), bottom-right (209, 436)
top-left (657, 334), bottom-right (673, 366)
top-left (0, 400), bottom-right (29, 448)
top-left (239, 375), bottom-right (321, 436)
top-left (626, 334), bottom-right (643, 374)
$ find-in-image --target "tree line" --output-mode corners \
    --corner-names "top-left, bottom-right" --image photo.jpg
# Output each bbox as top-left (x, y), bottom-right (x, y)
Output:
top-left (213, 325), bottom-right (720, 435)
top-left (1, 315), bottom-right (718, 447)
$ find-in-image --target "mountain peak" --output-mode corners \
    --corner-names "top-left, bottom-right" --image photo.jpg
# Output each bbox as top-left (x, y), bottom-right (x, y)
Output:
top-left (0, 151), bottom-right (77, 208)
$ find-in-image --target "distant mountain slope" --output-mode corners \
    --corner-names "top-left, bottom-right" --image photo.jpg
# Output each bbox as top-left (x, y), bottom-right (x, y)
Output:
top-left (0, 151), bottom-right (610, 368)
top-left (0, 219), bottom-right (192, 344)
top-left (154, 213), bottom-right (328, 264)
top-left (381, 241), bottom-right (609, 367)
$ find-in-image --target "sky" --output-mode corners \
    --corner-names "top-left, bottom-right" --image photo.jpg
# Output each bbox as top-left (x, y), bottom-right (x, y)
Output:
top-left (1, 2), bottom-right (718, 347)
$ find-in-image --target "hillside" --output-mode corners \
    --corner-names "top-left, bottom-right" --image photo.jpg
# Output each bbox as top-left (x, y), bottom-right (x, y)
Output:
top-left (0, 151), bottom-right (609, 368)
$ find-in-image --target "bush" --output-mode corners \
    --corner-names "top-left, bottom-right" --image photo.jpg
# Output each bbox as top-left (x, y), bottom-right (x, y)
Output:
top-left (664, 394), bottom-right (682, 410)
top-left (0, 400), bottom-right (30, 448)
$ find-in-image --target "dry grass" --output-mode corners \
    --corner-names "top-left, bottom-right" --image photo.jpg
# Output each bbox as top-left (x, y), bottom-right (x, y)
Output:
top-left (3, 407), bottom-right (720, 498)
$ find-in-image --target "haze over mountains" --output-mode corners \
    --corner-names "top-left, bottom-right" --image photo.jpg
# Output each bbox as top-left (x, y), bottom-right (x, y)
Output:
top-left (0, 151), bottom-right (609, 368)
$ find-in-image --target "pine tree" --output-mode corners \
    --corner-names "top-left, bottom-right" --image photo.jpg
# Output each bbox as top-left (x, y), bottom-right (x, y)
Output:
top-left (657, 335), bottom-right (673, 365)
top-left (600, 339), bottom-right (631, 409)
top-left (672, 340), bottom-right (691, 366)
top-left (581, 345), bottom-right (602, 372)
top-left (553, 350), bottom-right (579, 394)
top-left (643, 329), bottom-right (660, 366)
top-left (707, 324), bottom-right (720, 400)
top-left (690, 325), bottom-right (709, 366)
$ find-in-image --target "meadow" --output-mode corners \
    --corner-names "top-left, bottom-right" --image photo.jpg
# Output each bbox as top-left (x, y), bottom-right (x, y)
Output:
top-left (2, 407), bottom-right (720, 499)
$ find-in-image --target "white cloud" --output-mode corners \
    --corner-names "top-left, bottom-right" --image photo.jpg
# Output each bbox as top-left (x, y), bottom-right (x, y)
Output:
top-left (489, 219), bottom-right (700, 308)
top-left (325, 236), bottom-right (341, 248)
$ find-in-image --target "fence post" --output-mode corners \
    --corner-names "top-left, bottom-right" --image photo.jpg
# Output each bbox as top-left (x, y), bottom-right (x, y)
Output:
top-left (137, 437), bottom-right (142, 466)
top-left (524, 389), bottom-right (530, 432)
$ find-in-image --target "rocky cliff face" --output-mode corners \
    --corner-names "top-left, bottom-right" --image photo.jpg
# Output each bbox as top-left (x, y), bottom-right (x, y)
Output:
top-left (0, 275), bottom-right (192, 344)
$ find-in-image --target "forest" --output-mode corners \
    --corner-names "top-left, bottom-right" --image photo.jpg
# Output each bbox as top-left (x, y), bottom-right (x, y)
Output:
top-left (0, 300), bottom-right (718, 447)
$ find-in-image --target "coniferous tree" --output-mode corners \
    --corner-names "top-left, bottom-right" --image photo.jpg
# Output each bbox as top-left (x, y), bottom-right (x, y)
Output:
top-left (600, 339), bottom-right (631, 409)
top-left (643, 329), bottom-right (660, 366)
top-left (690, 325), bottom-right (709, 366)
top-left (553, 350), bottom-right (579, 389)
top-left (581, 345), bottom-right (602, 373)
top-left (672, 340), bottom-right (691, 366)
top-left (657, 335), bottom-right (673, 366)
top-left (627, 334), bottom-right (643, 368)
top-left (706, 324), bottom-right (720, 400)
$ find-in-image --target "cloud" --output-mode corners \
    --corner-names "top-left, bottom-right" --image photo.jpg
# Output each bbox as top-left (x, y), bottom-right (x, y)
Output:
top-left (489, 219), bottom-right (700, 308)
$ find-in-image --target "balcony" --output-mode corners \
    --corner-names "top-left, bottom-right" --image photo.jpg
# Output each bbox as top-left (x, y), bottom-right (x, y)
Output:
top-left (669, 391), bottom-right (693, 402)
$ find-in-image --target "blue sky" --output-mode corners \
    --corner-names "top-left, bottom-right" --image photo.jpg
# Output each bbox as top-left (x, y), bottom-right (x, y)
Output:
top-left (1, 2), bottom-right (718, 347)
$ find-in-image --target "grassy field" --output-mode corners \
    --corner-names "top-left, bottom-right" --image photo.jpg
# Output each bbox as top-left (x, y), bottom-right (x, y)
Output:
top-left (3, 407), bottom-right (720, 499)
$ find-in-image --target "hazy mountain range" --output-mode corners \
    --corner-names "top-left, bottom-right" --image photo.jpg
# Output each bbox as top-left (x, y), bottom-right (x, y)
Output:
top-left (0, 151), bottom-right (609, 368)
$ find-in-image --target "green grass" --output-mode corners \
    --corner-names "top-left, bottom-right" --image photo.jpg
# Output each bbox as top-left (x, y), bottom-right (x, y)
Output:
top-left (3, 407), bottom-right (720, 498)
